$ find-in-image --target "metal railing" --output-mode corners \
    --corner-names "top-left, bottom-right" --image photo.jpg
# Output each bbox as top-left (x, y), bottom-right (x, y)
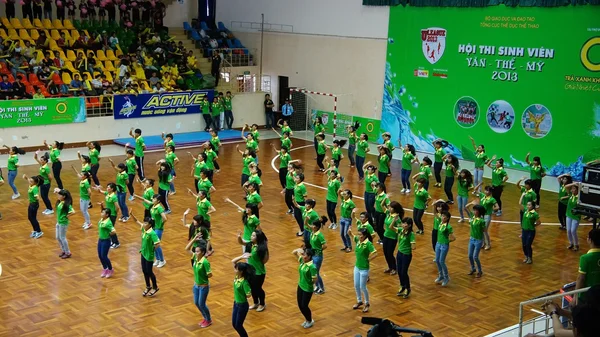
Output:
top-left (202, 48), bottom-right (256, 67)
top-left (85, 95), bottom-right (114, 118)
top-left (230, 21), bottom-right (294, 33)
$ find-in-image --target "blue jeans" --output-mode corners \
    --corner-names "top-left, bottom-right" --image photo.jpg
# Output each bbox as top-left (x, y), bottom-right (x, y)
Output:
top-left (169, 168), bottom-right (176, 192)
top-left (154, 229), bottom-right (165, 261)
top-left (468, 237), bottom-right (483, 273)
top-left (80, 199), bottom-right (91, 224)
top-left (303, 230), bottom-right (310, 246)
top-left (347, 144), bottom-right (356, 166)
top-left (522, 229), bottom-right (536, 259)
top-left (356, 155), bottom-right (365, 179)
top-left (474, 168), bottom-right (484, 193)
top-left (232, 302), bottom-right (249, 337)
top-left (401, 168), bottom-right (411, 189)
top-left (193, 285), bottom-right (211, 321)
top-left (98, 238), bottom-right (112, 270)
top-left (396, 251), bottom-right (412, 290)
top-left (116, 191), bottom-right (129, 218)
top-left (7, 170), bottom-right (18, 194)
top-left (457, 196), bottom-right (468, 219)
top-left (339, 217), bottom-right (352, 248)
top-left (265, 111), bottom-right (275, 128)
top-left (566, 217), bottom-right (580, 246)
top-left (312, 255), bottom-right (324, 290)
top-left (353, 266), bottom-right (370, 303)
top-left (435, 243), bottom-right (449, 280)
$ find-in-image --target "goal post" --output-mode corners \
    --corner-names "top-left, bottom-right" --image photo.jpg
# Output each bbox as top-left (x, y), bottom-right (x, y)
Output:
top-left (288, 88), bottom-right (353, 139)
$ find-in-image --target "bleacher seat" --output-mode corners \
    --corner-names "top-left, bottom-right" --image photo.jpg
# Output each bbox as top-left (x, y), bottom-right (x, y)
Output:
top-left (22, 19), bottom-right (34, 30)
top-left (66, 50), bottom-right (77, 62)
top-left (0, 29), bottom-right (7, 40)
top-left (106, 50), bottom-right (117, 61)
top-left (61, 72), bottom-right (72, 85)
top-left (96, 50), bottom-right (108, 62)
top-left (200, 22), bottom-right (210, 31)
top-left (30, 29), bottom-right (39, 40)
top-left (218, 22), bottom-right (228, 31)
top-left (50, 29), bottom-right (61, 40)
top-left (53, 19), bottom-right (64, 30)
top-left (43, 19), bottom-right (53, 30)
top-left (10, 18), bottom-right (23, 29)
top-left (8, 29), bottom-right (19, 40)
top-left (104, 60), bottom-right (115, 72)
top-left (63, 19), bottom-right (75, 30)
top-left (183, 22), bottom-right (192, 31)
top-left (1, 18), bottom-right (12, 29)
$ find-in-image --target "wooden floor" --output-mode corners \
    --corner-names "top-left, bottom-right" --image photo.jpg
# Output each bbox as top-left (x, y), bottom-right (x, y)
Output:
top-left (0, 138), bottom-right (589, 337)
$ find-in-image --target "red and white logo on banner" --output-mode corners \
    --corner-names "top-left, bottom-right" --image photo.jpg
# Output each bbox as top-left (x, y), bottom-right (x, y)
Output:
top-left (421, 28), bottom-right (446, 65)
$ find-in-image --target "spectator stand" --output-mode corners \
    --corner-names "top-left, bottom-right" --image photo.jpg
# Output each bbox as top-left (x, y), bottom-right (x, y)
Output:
top-left (184, 20), bottom-right (254, 67)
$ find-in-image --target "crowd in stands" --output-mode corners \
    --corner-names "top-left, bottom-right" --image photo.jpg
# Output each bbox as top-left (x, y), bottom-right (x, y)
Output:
top-left (0, 1), bottom-right (215, 100)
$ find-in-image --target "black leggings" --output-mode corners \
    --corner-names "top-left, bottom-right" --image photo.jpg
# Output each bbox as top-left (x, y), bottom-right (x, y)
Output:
top-left (203, 114), bottom-right (212, 130)
top-left (158, 188), bottom-right (170, 212)
top-left (40, 183), bottom-right (53, 210)
top-left (364, 192), bottom-right (376, 226)
top-left (109, 215), bottom-right (120, 245)
top-left (52, 162), bottom-right (63, 190)
top-left (378, 171), bottom-right (388, 186)
top-left (492, 185), bottom-right (504, 210)
top-left (241, 174), bottom-right (249, 187)
top-left (214, 151), bottom-right (220, 171)
top-left (250, 274), bottom-right (266, 306)
top-left (141, 255), bottom-right (158, 289)
top-left (279, 167), bottom-right (288, 189)
top-left (326, 200), bottom-right (337, 224)
top-left (194, 179), bottom-right (200, 193)
top-left (413, 208), bottom-right (425, 231)
top-left (135, 156), bottom-right (145, 181)
top-left (316, 154), bottom-right (325, 170)
top-left (531, 179), bottom-right (541, 205)
top-left (293, 201), bottom-right (306, 233)
top-left (383, 237), bottom-right (397, 271)
top-left (91, 164), bottom-right (100, 186)
top-left (28, 202), bottom-right (41, 232)
top-left (433, 162), bottom-right (443, 184)
top-left (297, 286), bottom-right (313, 322)
top-left (127, 174), bottom-right (135, 196)
top-left (558, 202), bottom-right (567, 228)
top-left (444, 176), bottom-right (455, 202)
top-left (375, 211), bottom-right (386, 241)
top-left (285, 189), bottom-right (294, 211)
top-left (396, 252), bottom-right (412, 290)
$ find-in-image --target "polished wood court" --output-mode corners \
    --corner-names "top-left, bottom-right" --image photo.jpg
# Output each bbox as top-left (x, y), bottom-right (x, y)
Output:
top-left (0, 138), bottom-right (589, 337)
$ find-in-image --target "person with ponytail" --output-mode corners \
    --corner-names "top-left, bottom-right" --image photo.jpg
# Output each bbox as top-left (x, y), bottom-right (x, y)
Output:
top-left (293, 198), bottom-right (325, 245)
top-left (525, 153), bottom-right (546, 207)
top-left (392, 217), bottom-right (416, 298)
top-left (23, 174), bottom-right (44, 238)
top-left (315, 133), bottom-right (328, 172)
top-left (244, 182), bottom-right (263, 218)
top-left (34, 151), bottom-right (54, 215)
top-left (229, 260), bottom-right (254, 337)
top-left (412, 156), bottom-right (433, 191)
top-left (374, 182), bottom-right (390, 245)
top-left (312, 117), bottom-right (325, 155)
top-left (308, 218), bottom-right (328, 295)
top-left (431, 200), bottom-right (449, 260)
top-left (347, 227), bottom-right (376, 313)
top-left (563, 182), bottom-right (582, 251)
top-left (129, 128), bottom-right (146, 181)
top-left (245, 163), bottom-right (263, 194)
top-left (235, 145), bottom-right (256, 187)
top-left (381, 132), bottom-right (396, 154)
top-left (435, 211), bottom-right (455, 286)
top-left (270, 142), bottom-right (293, 189)
top-left (273, 124), bottom-right (293, 150)
top-left (412, 177), bottom-right (431, 235)
top-left (241, 125), bottom-right (259, 164)
top-left (376, 146), bottom-right (392, 185)
top-left (3, 145), bottom-right (26, 199)
top-left (432, 139), bottom-right (447, 188)
top-left (464, 203), bottom-right (486, 277)
top-left (283, 162), bottom-right (302, 215)
top-left (164, 145), bottom-right (179, 195)
top-left (456, 169), bottom-right (474, 222)
top-left (355, 133), bottom-right (370, 181)
top-left (97, 208), bottom-right (117, 278)
top-left (235, 229), bottom-right (269, 312)
top-left (134, 179), bottom-right (155, 220)
top-left (399, 141), bottom-right (418, 194)
top-left (292, 173), bottom-right (308, 237)
top-left (190, 190), bottom-right (216, 223)
top-left (44, 140), bottom-right (65, 189)
top-left (107, 159), bottom-right (130, 222)
top-left (331, 139), bottom-right (347, 168)
top-left (382, 201), bottom-right (403, 276)
top-left (185, 237), bottom-right (212, 328)
top-left (469, 136), bottom-right (488, 194)
top-left (84, 141), bottom-right (102, 186)
top-left (346, 122), bottom-right (360, 167)
top-left (76, 152), bottom-right (92, 175)
top-left (363, 162), bottom-right (380, 226)
top-left (197, 169), bottom-right (217, 201)
top-left (53, 188), bottom-right (75, 259)
top-left (124, 148), bottom-right (138, 201)
top-left (190, 152), bottom-right (208, 193)
top-left (184, 209), bottom-right (214, 261)
top-left (557, 173), bottom-right (573, 231)
top-left (339, 189), bottom-right (356, 251)
top-left (76, 171), bottom-right (93, 229)
top-left (131, 212), bottom-right (160, 297)
top-left (209, 129), bottom-right (222, 173)
top-left (356, 211), bottom-right (376, 241)
top-left (487, 156), bottom-right (509, 216)
top-left (474, 185), bottom-right (498, 250)
top-left (156, 161), bottom-right (172, 213)
top-left (520, 200), bottom-right (540, 264)
top-left (149, 194), bottom-right (168, 268)
top-left (292, 247), bottom-right (318, 328)
top-left (95, 183), bottom-right (121, 249)
top-left (203, 142), bottom-right (217, 183)
top-left (230, 202), bottom-right (261, 253)
top-left (442, 154), bottom-right (459, 204)
top-left (325, 170), bottom-right (341, 230)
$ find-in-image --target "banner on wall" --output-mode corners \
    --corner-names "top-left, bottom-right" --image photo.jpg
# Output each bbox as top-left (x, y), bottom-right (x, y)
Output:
top-left (113, 91), bottom-right (214, 119)
top-left (382, 5), bottom-right (600, 178)
top-left (311, 110), bottom-right (381, 142)
top-left (0, 97), bottom-right (86, 128)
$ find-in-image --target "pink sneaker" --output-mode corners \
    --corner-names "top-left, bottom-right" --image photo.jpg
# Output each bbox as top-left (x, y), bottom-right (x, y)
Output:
top-left (200, 320), bottom-right (212, 328)
top-left (105, 269), bottom-right (114, 278)
top-left (101, 269), bottom-right (108, 278)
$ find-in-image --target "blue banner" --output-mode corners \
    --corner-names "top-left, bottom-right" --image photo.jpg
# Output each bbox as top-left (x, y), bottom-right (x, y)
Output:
top-left (113, 90), bottom-right (214, 119)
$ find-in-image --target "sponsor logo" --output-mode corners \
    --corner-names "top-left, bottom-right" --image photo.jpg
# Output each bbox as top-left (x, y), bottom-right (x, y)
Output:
top-left (118, 96), bottom-right (137, 117)
top-left (581, 36), bottom-right (600, 72)
top-left (433, 72), bottom-right (448, 79)
top-left (414, 69), bottom-right (430, 78)
top-left (421, 27), bottom-right (446, 65)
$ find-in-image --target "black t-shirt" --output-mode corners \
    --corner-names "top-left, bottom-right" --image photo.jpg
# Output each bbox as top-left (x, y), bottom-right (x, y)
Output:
top-left (264, 99), bottom-right (273, 113)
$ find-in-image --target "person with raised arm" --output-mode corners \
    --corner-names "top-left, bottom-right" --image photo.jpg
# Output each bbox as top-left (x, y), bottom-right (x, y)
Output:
top-left (94, 183), bottom-right (121, 249)
top-left (33, 150), bottom-right (54, 215)
top-left (185, 233), bottom-right (212, 328)
top-left (131, 212), bottom-right (160, 297)
top-left (188, 189), bottom-right (216, 222)
top-left (469, 136), bottom-right (488, 194)
top-left (234, 229), bottom-right (269, 312)
top-left (292, 247), bottom-right (317, 329)
top-left (129, 128), bottom-right (146, 180)
top-left (107, 158), bottom-right (130, 222)
top-left (487, 156), bottom-right (509, 216)
top-left (348, 227), bottom-right (377, 311)
top-left (3, 145), bottom-right (26, 199)
top-left (22, 174), bottom-right (43, 238)
top-left (43, 140), bottom-right (65, 189)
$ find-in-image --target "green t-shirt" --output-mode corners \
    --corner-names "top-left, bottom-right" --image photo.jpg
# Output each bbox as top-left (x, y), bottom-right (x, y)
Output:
top-left (356, 140), bottom-right (368, 157)
top-left (297, 256), bottom-right (318, 292)
top-left (434, 147), bottom-right (446, 163)
top-left (379, 154), bottom-right (390, 174)
top-left (197, 178), bottom-right (213, 199)
top-left (530, 164), bottom-right (545, 180)
top-left (520, 187), bottom-right (537, 208)
top-left (81, 163), bottom-right (91, 173)
top-left (247, 244), bottom-right (266, 275)
top-left (474, 151), bottom-right (488, 169)
top-left (164, 139), bottom-right (175, 149)
top-left (211, 102), bottom-right (222, 117)
top-left (357, 220), bottom-right (375, 235)
top-left (558, 185), bottom-right (569, 206)
top-left (135, 136), bottom-right (145, 157)
top-left (340, 199), bottom-right (356, 219)
top-left (294, 183), bottom-right (307, 202)
top-left (281, 138), bottom-right (292, 150)
top-left (286, 171), bottom-right (296, 190)
top-left (375, 192), bottom-right (390, 213)
top-left (492, 167), bottom-right (508, 187)
top-left (201, 100), bottom-right (210, 114)
top-left (248, 174), bottom-right (262, 187)
top-left (354, 236), bottom-right (376, 270)
top-left (243, 215), bottom-right (260, 241)
top-left (247, 191), bottom-right (262, 205)
top-left (245, 139), bottom-right (258, 152)
top-left (50, 148), bottom-right (61, 163)
top-left (116, 171), bottom-right (128, 192)
top-left (233, 276), bottom-right (252, 303)
top-left (384, 140), bottom-right (395, 152)
top-left (579, 249), bottom-right (600, 290)
top-left (104, 192), bottom-right (117, 215)
top-left (196, 198), bottom-right (213, 221)
top-left (301, 206), bottom-right (319, 232)
top-left (433, 215), bottom-right (441, 230)
top-left (7, 154), bottom-right (18, 170)
top-left (193, 256), bottom-right (212, 285)
top-left (281, 125), bottom-right (292, 135)
top-left (204, 150), bottom-right (216, 170)
top-left (445, 164), bottom-right (455, 177)
top-left (364, 173), bottom-right (379, 194)
top-left (79, 180), bottom-right (91, 201)
top-left (241, 156), bottom-right (254, 176)
top-left (195, 159), bottom-right (208, 177)
top-left (418, 165), bottom-right (432, 179)
top-left (331, 146), bottom-right (342, 160)
top-left (98, 217), bottom-right (115, 240)
top-left (457, 179), bottom-right (472, 197)
top-left (521, 210), bottom-right (539, 231)
top-left (39, 164), bottom-right (51, 184)
top-left (383, 212), bottom-right (399, 239)
top-left (279, 152), bottom-right (291, 169)
top-left (402, 151), bottom-right (415, 170)
top-left (413, 184), bottom-right (429, 210)
top-left (251, 130), bottom-right (260, 143)
top-left (326, 179), bottom-right (341, 202)
top-left (479, 193), bottom-right (497, 215)
top-left (469, 217), bottom-right (486, 240)
top-left (397, 231), bottom-right (415, 255)
top-left (165, 152), bottom-right (177, 169)
top-left (28, 185), bottom-right (39, 203)
top-left (309, 231), bottom-right (326, 256)
top-left (151, 204), bottom-right (165, 230)
top-left (437, 222), bottom-right (453, 245)
top-left (140, 228), bottom-right (160, 261)
top-left (566, 195), bottom-right (581, 221)
top-left (158, 173), bottom-right (172, 191)
top-left (317, 141), bottom-right (326, 155)
top-left (56, 201), bottom-right (74, 225)
top-left (89, 148), bottom-right (100, 165)
top-left (126, 157), bottom-right (137, 175)
top-left (142, 188), bottom-right (154, 210)
top-left (348, 132), bottom-right (357, 145)
top-left (224, 96), bottom-right (233, 110)
top-left (313, 123), bottom-right (325, 136)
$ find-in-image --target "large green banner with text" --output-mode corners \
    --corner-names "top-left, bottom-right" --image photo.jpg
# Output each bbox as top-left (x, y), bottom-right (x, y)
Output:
top-left (382, 5), bottom-right (600, 178)
top-left (0, 97), bottom-right (86, 128)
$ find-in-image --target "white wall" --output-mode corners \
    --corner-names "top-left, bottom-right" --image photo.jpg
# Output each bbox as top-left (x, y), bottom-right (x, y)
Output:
top-left (0, 92), bottom-right (266, 147)
top-left (215, 0), bottom-right (389, 39)
top-left (164, 0), bottom-right (197, 28)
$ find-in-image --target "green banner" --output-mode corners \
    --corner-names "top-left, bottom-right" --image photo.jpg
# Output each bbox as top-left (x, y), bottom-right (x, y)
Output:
top-left (312, 110), bottom-right (381, 142)
top-left (382, 5), bottom-right (600, 178)
top-left (0, 97), bottom-right (86, 128)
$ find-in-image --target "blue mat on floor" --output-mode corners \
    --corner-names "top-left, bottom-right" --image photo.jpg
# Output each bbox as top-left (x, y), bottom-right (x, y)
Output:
top-left (114, 130), bottom-right (241, 150)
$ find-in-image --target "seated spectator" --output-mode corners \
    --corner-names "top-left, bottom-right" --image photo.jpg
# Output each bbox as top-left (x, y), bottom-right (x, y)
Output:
top-left (0, 74), bottom-right (13, 99)
top-left (41, 52), bottom-right (54, 68)
top-left (109, 32), bottom-right (119, 50)
top-left (33, 87), bottom-right (45, 99)
top-left (82, 73), bottom-right (96, 96)
top-left (153, 81), bottom-right (166, 93)
top-left (123, 72), bottom-right (134, 86)
top-left (101, 74), bottom-right (112, 89)
top-left (37, 66), bottom-right (51, 82)
top-left (103, 86), bottom-right (114, 96)
top-left (118, 60), bottom-right (129, 82)
top-left (10, 52), bottom-right (28, 79)
top-left (22, 41), bottom-right (36, 60)
top-left (57, 33), bottom-right (67, 49)
top-left (131, 82), bottom-right (143, 94)
top-left (36, 31), bottom-right (49, 49)
top-left (186, 50), bottom-right (197, 69)
top-left (161, 71), bottom-right (175, 90)
top-left (148, 72), bottom-right (160, 87)
top-left (70, 73), bottom-right (83, 95)
top-left (91, 74), bottom-right (103, 91)
top-left (12, 75), bottom-right (31, 99)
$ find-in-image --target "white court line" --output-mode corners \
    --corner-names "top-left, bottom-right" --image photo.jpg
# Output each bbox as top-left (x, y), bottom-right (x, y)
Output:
top-left (270, 143), bottom-right (590, 227)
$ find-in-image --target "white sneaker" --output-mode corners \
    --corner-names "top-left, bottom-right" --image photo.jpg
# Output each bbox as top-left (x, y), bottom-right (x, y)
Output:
top-left (332, 223), bottom-right (338, 229)
top-left (34, 231), bottom-right (44, 239)
top-left (83, 223), bottom-right (92, 230)
top-left (157, 260), bottom-right (166, 268)
top-left (153, 260), bottom-right (159, 267)
top-left (301, 321), bottom-right (308, 327)
top-left (128, 196), bottom-right (134, 201)
top-left (30, 231), bottom-right (36, 238)
top-left (12, 193), bottom-right (20, 200)
top-left (304, 320), bottom-right (314, 329)
top-left (401, 188), bottom-right (406, 193)
top-left (328, 223), bottom-right (334, 229)
top-left (45, 209), bottom-right (55, 215)
top-left (405, 189), bottom-right (411, 194)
